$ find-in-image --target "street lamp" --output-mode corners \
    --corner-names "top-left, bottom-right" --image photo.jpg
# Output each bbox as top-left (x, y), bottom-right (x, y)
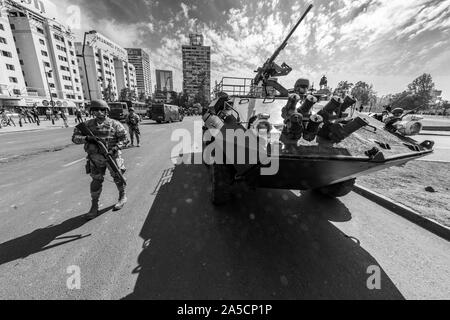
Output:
top-left (43, 65), bottom-right (55, 125)
top-left (164, 76), bottom-right (172, 103)
top-left (76, 30), bottom-right (97, 103)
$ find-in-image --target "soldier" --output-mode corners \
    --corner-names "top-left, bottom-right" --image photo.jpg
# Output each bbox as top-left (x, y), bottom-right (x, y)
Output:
top-left (72, 100), bottom-right (129, 220)
top-left (126, 108), bottom-right (141, 147)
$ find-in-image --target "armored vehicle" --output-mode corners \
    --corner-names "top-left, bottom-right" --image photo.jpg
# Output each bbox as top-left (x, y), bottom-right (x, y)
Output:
top-left (202, 4), bottom-right (434, 205)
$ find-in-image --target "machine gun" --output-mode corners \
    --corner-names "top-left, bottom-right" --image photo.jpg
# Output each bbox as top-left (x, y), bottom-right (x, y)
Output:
top-left (75, 122), bottom-right (127, 186)
top-left (253, 4), bottom-right (314, 97)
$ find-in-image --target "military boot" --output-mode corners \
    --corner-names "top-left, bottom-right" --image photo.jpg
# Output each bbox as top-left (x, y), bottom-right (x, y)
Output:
top-left (114, 191), bottom-right (127, 211)
top-left (86, 199), bottom-right (99, 221)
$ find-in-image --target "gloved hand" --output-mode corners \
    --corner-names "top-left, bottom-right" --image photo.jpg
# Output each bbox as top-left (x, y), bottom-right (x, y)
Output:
top-left (85, 136), bottom-right (97, 143)
top-left (109, 146), bottom-right (119, 156)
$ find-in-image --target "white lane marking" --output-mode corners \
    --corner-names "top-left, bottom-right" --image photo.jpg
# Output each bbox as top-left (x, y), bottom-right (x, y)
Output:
top-left (63, 158), bottom-right (85, 167)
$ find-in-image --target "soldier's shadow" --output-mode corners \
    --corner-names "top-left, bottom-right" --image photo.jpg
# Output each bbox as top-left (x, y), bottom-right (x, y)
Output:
top-left (124, 162), bottom-right (405, 300)
top-left (0, 206), bottom-right (114, 266)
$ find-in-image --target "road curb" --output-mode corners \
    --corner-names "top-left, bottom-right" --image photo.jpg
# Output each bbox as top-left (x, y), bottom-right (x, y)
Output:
top-left (423, 126), bottom-right (450, 132)
top-left (354, 185), bottom-right (450, 241)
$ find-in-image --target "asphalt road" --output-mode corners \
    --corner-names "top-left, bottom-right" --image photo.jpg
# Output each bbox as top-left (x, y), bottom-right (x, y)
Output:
top-left (0, 117), bottom-right (448, 300)
top-left (416, 133), bottom-right (450, 163)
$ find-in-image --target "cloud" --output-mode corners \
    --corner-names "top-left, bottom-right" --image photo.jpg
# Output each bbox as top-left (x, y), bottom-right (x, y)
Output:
top-left (48, 0), bottom-right (450, 98)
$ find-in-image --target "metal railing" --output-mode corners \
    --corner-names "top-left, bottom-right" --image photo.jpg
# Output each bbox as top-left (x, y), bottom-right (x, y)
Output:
top-left (212, 77), bottom-right (264, 99)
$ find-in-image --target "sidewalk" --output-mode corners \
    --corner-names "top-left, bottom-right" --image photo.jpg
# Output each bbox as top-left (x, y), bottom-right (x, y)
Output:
top-left (0, 116), bottom-right (78, 134)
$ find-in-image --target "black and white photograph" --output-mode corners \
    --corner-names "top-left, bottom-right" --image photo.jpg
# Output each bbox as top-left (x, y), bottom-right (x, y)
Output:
top-left (0, 0), bottom-right (449, 304)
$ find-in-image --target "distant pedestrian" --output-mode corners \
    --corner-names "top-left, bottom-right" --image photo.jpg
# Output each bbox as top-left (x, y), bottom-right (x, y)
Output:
top-left (18, 108), bottom-right (28, 127)
top-left (45, 108), bottom-right (51, 121)
top-left (75, 109), bottom-right (84, 124)
top-left (25, 109), bottom-right (34, 123)
top-left (60, 109), bottom-right (69, 128)
top-left (31, 107), bottom-right (40, 126)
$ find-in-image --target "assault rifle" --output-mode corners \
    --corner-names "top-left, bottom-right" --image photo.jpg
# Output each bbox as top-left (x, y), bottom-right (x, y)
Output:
top-left (253, 4), bottom-right (313, 97)
top-left (76, 122), bottom-right (127, 186)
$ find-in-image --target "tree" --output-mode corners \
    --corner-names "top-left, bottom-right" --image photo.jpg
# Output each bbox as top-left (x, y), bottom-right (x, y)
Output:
top-left (138, 92), bottom-right (147, 102)
top-left (407, 73), bottom-right (435, 109)
top-left (442, 101), bottom-right (450, 116)
top-left (351, 81), bottom-right (375, 106)
top-left (104, 82), bottom-right (114, 102)
top-left (334, 81), bottom-right (353, 97)
top-left (119, 88), bottom-right (130, 101)
top-left (119, 88), bottom-right (138, 101)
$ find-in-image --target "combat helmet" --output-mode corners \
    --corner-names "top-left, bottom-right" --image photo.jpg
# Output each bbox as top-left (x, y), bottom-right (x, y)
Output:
top-left (90, 100), bottom-right (110, 112)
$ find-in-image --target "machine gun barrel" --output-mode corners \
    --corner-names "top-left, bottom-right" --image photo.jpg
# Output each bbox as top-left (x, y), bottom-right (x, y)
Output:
top-left (254, 4), bottom-right (313, 85)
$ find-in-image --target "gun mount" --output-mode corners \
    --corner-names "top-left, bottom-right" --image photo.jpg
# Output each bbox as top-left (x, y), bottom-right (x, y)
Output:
top-left (253, 4), bottom-right (314, 97)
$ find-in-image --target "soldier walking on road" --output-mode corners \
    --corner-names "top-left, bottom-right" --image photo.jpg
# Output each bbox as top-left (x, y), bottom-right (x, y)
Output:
top-left (126, 108), bottom-right (141, 147)
top-left (72, 100), bottom-right (129, 221)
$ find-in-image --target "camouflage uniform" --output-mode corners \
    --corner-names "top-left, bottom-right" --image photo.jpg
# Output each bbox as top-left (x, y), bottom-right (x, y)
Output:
top-left (126, 113), bottom-right (141, 146)
top-left (72, 118), bottom-right (128, 201)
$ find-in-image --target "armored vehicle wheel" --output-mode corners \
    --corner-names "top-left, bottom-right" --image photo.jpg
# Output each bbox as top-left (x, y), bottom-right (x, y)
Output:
top-left (315, 179), bottom-right (356, 198)
top-left (211, 164), bottom-right (234, 206)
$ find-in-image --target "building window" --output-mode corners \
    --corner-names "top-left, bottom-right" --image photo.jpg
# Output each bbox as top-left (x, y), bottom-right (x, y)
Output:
top-left (13, 89), bottom-right (21, 95)
top-left (10, 24), bottom-right (15, 30)
top-left (64, 85), bottom-right (73, 90)
top-left (44, 61), bottom-right (50, 67)
top-left (41, 50), bottom-right (48, 57)
top-left (6, 64), bottom-right (15, 70)
top-left (60, 66), bottom-right (70, 71)
top-left (49, 83), bottom-right (55, 88)
top-left (1, 50), bottom-right (12, 58)
top-left (36, 27), bottom-right (44, 34)
top-left (20, 60), bottom-right (24, 65)
top-left (52, 93), bottom-right (58, 98)
top-left (68, 41), bottom-right (72, 46)
top-left (0, 37), bottom-right (7, 44)
top-left (9, 77), bottom-right (18, 83)
top-left (39, 39), bottom-right (45, 45)
top-left (0, 24), bottom-right (4, 31)
top-left (70, 51), bottom-right (74, 56)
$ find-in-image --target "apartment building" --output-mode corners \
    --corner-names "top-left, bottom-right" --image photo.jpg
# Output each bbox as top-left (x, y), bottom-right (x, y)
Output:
top-left (0, 7), bottom-right (28, 108)
top-left (155, 69), bottom-right (173, 92)
top-left (0, 0), bottom-right (84, 111)
top-left (76, 32), bottom-right (135, 102)
top-left (182, 34), bottom-right (211, 102)
top-left (126, 48), bottom-right (152, 99)
top-left (115, 58), bottom-right (137, 97)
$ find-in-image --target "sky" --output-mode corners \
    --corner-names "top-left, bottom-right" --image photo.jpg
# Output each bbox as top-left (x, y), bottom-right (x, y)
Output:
top-left (42, 0), bottom-right (450, 99)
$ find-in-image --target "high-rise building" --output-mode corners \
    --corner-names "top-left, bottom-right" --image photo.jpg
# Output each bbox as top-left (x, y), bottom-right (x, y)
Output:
top-left (0, 0), bottom-right (84, 111)
top-left (115, 59), bottom-right (137, 98)
top-left (182, 34), bottom-right (211, 103)
top-left (155, 70), bottom-right (173, 92)
top-left (0, 9), bottom-right (27, 104)
top-left (126, 48), bottom-right (152, 99)
top-left (75, 31), bottom-right (132, 102)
